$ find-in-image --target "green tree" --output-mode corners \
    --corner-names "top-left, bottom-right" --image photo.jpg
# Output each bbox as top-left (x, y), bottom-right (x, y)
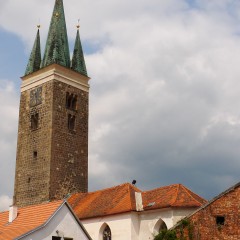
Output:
top-left (154, 229), bottom-right (178, 240)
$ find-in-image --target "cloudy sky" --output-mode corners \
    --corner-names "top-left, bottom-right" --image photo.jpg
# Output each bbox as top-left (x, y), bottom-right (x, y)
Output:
top-left (1, 0), bottom-right (240, 211)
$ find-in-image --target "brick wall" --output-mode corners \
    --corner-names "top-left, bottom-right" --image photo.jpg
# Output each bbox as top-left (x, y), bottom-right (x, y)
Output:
top-left (175, 186), bottom-right (240, 240)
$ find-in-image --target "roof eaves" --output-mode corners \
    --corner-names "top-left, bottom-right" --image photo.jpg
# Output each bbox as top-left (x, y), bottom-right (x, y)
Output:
top-left (79, 209), bottom-right (134, 220)
top-left (70, 183), bottom-right (140, 200)
top-left (15, 201), bottom-right (65, 240)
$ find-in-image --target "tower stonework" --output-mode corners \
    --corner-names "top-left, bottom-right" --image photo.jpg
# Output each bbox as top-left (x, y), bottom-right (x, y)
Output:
top-left (14, 0), bottom-right (89, 207)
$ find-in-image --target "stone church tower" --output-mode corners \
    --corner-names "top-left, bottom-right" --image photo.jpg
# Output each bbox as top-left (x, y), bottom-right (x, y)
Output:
top-left (13, 0), bottom-right (90, 207)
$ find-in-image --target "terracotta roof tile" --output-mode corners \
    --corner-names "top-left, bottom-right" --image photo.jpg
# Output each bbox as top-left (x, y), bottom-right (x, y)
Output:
top-left (0, 200), bottom-right (63, 240)
top-left (69, 183), bottom-right (206, 220)
top-left (69, 183), bottom-right (141, 219)
top-left (142, 184), bottom-right (206, 210)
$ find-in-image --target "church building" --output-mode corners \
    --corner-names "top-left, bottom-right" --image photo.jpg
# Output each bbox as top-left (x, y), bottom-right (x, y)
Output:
top-left (7, 0), bottom-right (207, 239)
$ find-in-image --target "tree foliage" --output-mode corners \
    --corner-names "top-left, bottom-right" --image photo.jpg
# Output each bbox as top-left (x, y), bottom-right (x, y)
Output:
top-left (154, 229), bottom-right (178, 240)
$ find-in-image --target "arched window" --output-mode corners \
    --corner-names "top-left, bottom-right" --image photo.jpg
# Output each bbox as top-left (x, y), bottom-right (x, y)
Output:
top-left (103, 225), bottom-right (111, 240)
top-left (153, 218), bottom-right (168, 236)
top-left (159, 221), bottom-right (167, 231)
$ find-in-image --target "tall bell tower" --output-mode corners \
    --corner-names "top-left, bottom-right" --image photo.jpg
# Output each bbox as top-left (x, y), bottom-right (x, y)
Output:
top-left (14, 0), bottom-right (90, 207)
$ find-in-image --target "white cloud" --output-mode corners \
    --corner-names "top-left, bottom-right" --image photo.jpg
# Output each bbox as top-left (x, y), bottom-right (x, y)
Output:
top-left (0, 81), bottom-right (19, 199)
top-left (1, 0), bottom-right (240, 200)
top-left (0, 195), bottom-right (12, 212)
top-left (86, 1), bottom-right (240, 197)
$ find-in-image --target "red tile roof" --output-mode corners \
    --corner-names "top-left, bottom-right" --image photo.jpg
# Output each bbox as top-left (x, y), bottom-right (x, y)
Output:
top-left (69, 183), bottom-right (206, 220)
top-left (142, 184), bottom-right (206, 210)
top-left (0, 200), bottom-right (63, 240)
top-left (69, 183), bottom-right (141, 219)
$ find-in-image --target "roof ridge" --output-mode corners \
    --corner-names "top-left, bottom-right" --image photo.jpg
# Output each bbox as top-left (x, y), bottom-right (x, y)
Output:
top-left (85, 183), bottom-right (140, 194)
top-left (180, 184), bottom-right (203, 205)
top-left (129, 184), bottom-right (142, 193)
top-left (128, 184), bottom-right (134, 210)
top-left (142, 183), bottom-right (179, 194)
top-left (171, 184), bottom-right (180, 205)
top-left (17, 200), bottom-right (63, 210)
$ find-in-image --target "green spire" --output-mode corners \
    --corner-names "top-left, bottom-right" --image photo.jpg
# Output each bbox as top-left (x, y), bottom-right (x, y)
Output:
top-left (25, 29), bottom-right (41, 75)
top-left (71, 28), bottom-right (88, 76)
top-left (41, 0), bottom-right (70, 68)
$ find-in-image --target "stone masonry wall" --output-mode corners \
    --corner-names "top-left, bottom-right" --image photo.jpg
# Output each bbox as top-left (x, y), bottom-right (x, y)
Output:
top-left (50, 80), bottom-right (88, 200)
top-left (14, 81), bottom-right (53, 207)
top-left (14, 78), bottom-right (89, 207)
top-left (175, 186), bottom-right (240, 240)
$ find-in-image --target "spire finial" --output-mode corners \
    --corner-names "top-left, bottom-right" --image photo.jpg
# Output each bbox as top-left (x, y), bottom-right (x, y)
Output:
top-left (37, 18), bottom-right (41, 29)
top-left (77, 19), bottom-right (80, 29)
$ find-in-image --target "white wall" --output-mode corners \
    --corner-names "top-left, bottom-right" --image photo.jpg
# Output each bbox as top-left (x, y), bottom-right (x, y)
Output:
top-left (138, 208), bottom-right (195, 240)
top-left (20, 204), bottom-right (90, 240)
top-left (81, 207), bottom-right (196, 240)
top-left (82, 212), bottom-right (134, 240)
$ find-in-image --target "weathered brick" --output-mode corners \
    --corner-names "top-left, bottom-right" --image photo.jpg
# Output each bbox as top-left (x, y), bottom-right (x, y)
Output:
top-left (175, 183), bottom-right (240, 240)
top-left (14, 79), bottom-right (88, 207)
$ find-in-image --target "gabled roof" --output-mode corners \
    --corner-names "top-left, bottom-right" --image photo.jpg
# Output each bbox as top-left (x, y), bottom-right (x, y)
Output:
top-left (0, 200), bottom-right (63, 240)
top-left (142, 184), bottom-right (206, 210)
top-left (175, 181), bottom-right (240, 225)
top-left (0, 200), bottom-right (92, 240)
top-left (69, 183), bottom-right (206, 220)
top-left (69, 183), bottom-right (141, 219)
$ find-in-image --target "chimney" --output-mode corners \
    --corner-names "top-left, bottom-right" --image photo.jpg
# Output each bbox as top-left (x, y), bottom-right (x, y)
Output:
top-left (135, 192), bottom-right (144, 211)
top-left (9, 205), bottom-right (18, 223)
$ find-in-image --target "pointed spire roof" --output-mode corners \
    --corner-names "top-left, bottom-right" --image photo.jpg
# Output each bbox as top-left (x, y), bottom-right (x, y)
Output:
top-left (41, 0), bottom-right (70, 68)
top-left (71, 28), bottom-right (88, 76)
top-left (25, 29), bottom-right (41, 75)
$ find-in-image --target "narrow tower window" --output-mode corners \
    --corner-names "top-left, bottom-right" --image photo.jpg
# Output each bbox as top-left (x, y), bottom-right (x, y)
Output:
top-left (72, 95), bottom-right (77, 110)
top-left (33, 151), bottom-right (38, 159)
top-left (31, 113), bottom-right (39, 130)
top-left (68, 114), bottom-right (76, 131)
top-left (66, 92), bottom-right (77, 110)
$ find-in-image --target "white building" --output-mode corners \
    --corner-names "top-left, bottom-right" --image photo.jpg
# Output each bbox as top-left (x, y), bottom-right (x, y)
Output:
top-left (69, 183), bottom-right (206, 240)
top-left (0, 200), bottom-right (92, 240)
